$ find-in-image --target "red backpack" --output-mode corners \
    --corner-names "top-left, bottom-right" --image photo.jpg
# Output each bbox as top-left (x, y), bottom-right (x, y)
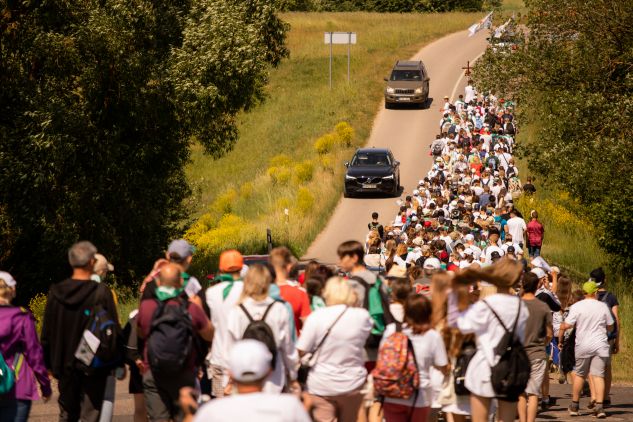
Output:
top-left (371, 323), bottom-right (419, 399)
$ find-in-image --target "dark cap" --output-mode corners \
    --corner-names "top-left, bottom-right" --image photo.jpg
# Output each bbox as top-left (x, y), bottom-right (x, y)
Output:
top-left (589, 267), bottom-right (606, 286)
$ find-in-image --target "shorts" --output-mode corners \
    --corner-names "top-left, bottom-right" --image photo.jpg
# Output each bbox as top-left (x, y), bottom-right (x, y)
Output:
top-left (211, 364), bottom-right (227, 398)
top-left (574, 356), bottom-right (608, 378)
top-left (525, 359), bottom-right (547, 396)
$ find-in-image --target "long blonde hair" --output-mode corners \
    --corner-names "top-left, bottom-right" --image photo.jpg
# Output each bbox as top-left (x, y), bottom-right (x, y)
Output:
top-left (240, 264), bottom-right (272, 303)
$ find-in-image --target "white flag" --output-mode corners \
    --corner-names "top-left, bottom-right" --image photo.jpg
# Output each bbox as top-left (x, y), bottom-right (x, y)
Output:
top-left (468, 12), bottom-right (493, 37)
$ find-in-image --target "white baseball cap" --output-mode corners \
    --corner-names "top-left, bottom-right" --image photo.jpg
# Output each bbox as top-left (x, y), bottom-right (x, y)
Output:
top-left (0, 271), bottom-right (16, 288)
top-left (423, 257), bottom-right (441, 270)
top-left (228, 340), bottom-right (272, 383)
top-left (531, 267), bottom-right (547, 280)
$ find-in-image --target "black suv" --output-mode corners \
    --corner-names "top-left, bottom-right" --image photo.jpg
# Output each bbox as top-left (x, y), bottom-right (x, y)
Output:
top-left (344, 148), bottom-right (400, 197)
top-left (384, 60), bottom-right (430, 109)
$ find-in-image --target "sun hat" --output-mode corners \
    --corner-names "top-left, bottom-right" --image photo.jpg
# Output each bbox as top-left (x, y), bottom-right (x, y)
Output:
top-left (94, 254), bottom-right (114, 273)
top-left (423, 257), bottom-right (441, 270)
top-left (386, 266), bottom-right (407, 279)
top-left (219, 249), bottom-right (244, 273)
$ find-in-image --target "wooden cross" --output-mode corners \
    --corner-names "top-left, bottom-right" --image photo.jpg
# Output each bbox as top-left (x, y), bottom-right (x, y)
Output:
top-left (462, 61), bottom-right (472, 77)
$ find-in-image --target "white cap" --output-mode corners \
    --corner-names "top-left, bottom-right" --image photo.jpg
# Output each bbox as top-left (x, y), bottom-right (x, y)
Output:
top-left (94, 254), bottom-right (114, 273)
top-left (0, 271), bottom-right (16, 288)
top-left (463, 248), bottom-right (474, 256)
top-left (531, 267), bottom-right (547, 280)
top-left (423, 257), bottom-right (441, 270)
top-left (464, 234), bottom-right (475, 242)
top-left (411, 216), bottom-right (418, 222)
top-left (413, 189), bottom-right (419, 196)
top-left (228, 340), bottom-right (272, 383)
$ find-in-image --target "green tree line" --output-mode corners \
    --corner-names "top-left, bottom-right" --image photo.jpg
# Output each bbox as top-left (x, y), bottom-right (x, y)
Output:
top-left (472, 0), bottom-right (633, 274)
top-left (280, 0), bottom-right (499, 12)
top-left (0, 0), bottom-right (288, 300)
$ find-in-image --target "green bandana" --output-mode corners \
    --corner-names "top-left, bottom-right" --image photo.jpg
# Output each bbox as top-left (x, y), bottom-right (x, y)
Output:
top-left (155, 286), bottom-right (184, 301)
top-left (214, 274), bottom-right (241, 300)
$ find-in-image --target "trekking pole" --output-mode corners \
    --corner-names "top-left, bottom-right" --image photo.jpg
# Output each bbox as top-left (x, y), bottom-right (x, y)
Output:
top-left (99, 371), bottom-right (117, 422)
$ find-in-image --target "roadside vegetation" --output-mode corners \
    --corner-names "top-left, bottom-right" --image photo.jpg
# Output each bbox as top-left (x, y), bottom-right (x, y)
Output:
top-left (185, 12), bottom-right (482, 275)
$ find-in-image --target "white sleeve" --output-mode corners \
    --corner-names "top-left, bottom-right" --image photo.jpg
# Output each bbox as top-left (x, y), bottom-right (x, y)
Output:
top-left (296, 313), bottom-right (317, 353)
top-left (564, 304), bottom-right (578, 326)
top-left (432, 331), bottom-right (449, 367)
top-left (277, 305), bottom-right (299, 380)
top-left (457, 301), bottom-right (489, 335)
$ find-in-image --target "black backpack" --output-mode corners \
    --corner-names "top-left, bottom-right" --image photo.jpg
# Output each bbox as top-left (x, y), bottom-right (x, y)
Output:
top-left (240, 302), bottom-right (278, 369)
top-left (560, 328), bottom-right (576, 374)
top-left (454, 338), bottom-right (477, 396)
top-left (147, 297), bottom-right (193, 376)
top-left (78, 285), bottom-right (120, 373)
top-left (483, 299), bottom-right (530, 400)
top-left (432, 143), bottom-right (443, 157)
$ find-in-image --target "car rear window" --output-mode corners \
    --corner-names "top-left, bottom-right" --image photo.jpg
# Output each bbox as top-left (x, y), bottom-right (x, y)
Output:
top-left (390, 70), bottom-right (422, 81)
top-left (352, 153), bottom-right (390, 166)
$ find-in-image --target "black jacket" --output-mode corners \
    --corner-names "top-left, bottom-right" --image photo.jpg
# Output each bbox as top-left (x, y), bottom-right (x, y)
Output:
top-left (41, 279), bottom-right (120, 378)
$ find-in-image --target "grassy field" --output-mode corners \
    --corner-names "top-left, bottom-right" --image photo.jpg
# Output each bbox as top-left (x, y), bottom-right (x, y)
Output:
top-left (515, 125), bottom-right (633, 384)
top-left (184, 12), bottom-right (482, 273)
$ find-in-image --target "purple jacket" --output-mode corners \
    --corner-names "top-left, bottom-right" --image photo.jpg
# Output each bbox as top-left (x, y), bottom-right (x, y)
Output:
top-left (0, 305), bottom-right (52, 401)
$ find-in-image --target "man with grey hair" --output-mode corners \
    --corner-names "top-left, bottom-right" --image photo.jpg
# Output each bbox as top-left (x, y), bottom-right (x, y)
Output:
top-left (41, 241), bottom-right (121, 422)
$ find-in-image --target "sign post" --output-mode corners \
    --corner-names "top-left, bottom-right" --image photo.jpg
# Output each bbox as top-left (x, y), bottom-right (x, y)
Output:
top-left (324, 32), bottom-right (357, 89)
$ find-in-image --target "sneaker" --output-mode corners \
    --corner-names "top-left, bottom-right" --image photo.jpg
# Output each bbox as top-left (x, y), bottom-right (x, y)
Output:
top-left (587, 400), bottom-right (596, 410)
top-left (594, 407), bottom-right (606, 418)
top-left (569, 404), bottom-right (580, 416)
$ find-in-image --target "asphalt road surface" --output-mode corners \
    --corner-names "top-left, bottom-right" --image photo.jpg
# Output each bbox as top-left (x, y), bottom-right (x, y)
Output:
top-left (304, 29), bottom-right (488, 264)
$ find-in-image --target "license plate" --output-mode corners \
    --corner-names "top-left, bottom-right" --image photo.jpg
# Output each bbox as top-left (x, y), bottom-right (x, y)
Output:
top-left (362, 184), bottom-right (377, 189)
top-left (398, 97), bottom-right (411, 101)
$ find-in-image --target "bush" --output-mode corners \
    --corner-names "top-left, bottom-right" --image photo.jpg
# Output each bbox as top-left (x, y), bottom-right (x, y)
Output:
top-left (314, 133), bottom-right (336, 154)
top-left (293, 160), bottom-right (314, 184)
top-left (28, 293), bottom-right (47, 335)
top-left (212, 188), bottom-right (238, 215)
top-left (318, 154), bottom-right (335, 173)
top-left (276, 197), bottom-right (291, 211)
top-left (296, 188), bottom-right (315, 215)
top-left (268, 166), bottom-right (292, 185)
top-left (334, 122), bottom-right (355, 147)
top-left (269, 154), bottom-right (292, 168)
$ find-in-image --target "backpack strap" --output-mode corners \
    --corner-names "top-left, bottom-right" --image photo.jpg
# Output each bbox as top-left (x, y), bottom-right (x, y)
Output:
top-left (261, 301), bottom-right (278, 322)
top-left (483, 299), bottom-right (521, 337)
top-left (239, 304), bottom-right (255, 323)
top-left (310, 307), bottom-right (348, 355)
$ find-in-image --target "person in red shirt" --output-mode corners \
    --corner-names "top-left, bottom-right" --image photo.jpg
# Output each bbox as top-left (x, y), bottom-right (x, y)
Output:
top-left (269, 247), bottom-right (311, 335)
top-left (526, 210), bottom-right (545, 258)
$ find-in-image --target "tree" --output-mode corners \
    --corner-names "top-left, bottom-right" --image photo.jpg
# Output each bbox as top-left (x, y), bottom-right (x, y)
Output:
top-left (472, 0), bottom-right (633, 273)
top-left (0, 0), bottom-right (288, 300)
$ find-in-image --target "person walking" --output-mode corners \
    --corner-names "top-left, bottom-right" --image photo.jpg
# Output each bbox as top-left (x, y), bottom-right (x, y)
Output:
top-left (226, 264), bottom-right (299, 394)
top-left (380, 294), bottom-right (449, 422)
top-left (518, 272), bottom-right (553, 422)
top-left (0, 272), bottom-right (52, 422)
top-left (137, 263), bottom-right (214, 422)
top-left (455, 259), bottom-right (529, 422)
top-left (183, 340), bottom-right (310, 422)
top-left (526, 211), bottom-right (544, 258)
top-left (589, 267), bottom-right (620, 406)
top-left (205, 249), bottom-right (245, 399)
top-left (296, 277), bottom-right (372, 422)
top-left (41, 241), bottom-right (122, 422)
top-left (270, 247), bottom-right (311, 335)
top-left (559, 281), bottom-right (614, 418)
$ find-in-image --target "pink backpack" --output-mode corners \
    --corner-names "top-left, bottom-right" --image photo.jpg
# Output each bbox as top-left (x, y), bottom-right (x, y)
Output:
top-left (371, 323), bottom-right (419, 399)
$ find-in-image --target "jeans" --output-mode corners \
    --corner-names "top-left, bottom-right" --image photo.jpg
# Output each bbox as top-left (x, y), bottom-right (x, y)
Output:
top-left (528, 245), bottom-right (541, 257)
top-left (0, 399), bottom-right (32, 422)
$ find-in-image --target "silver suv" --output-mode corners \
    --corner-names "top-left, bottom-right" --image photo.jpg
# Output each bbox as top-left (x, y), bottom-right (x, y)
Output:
top-left (384, 60), bottom-right (430, 109)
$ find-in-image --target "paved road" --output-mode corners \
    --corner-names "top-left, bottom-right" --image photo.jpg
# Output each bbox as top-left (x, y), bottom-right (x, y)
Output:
top-left (304, 29), bottom-right (488, 263)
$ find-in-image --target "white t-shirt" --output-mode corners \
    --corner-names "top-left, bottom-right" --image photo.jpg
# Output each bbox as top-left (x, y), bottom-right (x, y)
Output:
top-left (227, 297), bottom-right (298, 393)
top-left (193, 392), bottom-right (311, 422)
top-left (506, 217), bottom-right (527, 243)
top-left (565, 299), bottom-right (614, 358)
top-left (206, 280), bottom-right (244, 369)
top-left (457, 294), bottom-right (529, 398)
top-left (296, 305), bottom-right (372, 396)
top-left (380, 325), bottom-right (448, 408)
